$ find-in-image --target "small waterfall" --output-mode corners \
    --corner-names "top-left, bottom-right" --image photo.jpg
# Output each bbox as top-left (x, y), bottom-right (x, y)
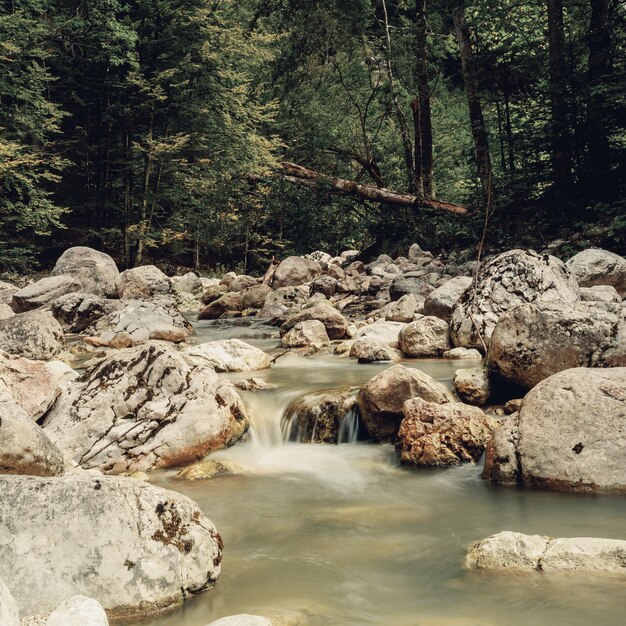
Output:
top-left (337, 407), bottom-right (360, 444)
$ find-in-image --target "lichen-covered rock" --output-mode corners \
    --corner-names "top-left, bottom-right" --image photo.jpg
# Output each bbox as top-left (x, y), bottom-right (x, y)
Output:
top-left (0, 311), bottom-right (64, 360)
top-left (349, 338), bottom-right (399, 363)
top-left (0, 575), bottom-right (19, 626)
top-left (283, 387), bottom-right (359, 443)
top-left (272, 256), bottom-right (322, 288)
top-left (356, 364), bottom-right (453, 442)
top-left (119, 265), bottom-right (173, 299)
top-left (280, 303), bottom-right (348, 340)
top-left (0, 396), bottom-right (65, 477)
top-left (450, 250), bottom-right (579, 349)
top-left (0, 474), bottom-right (223, 620)
top-left (0, 351), bottom-right (76, 420)
top-left (45, 595), bottom-right (109, 626)
top-left (43, 343), bottom-right (249, 473)
top-left (51, 247), bottom-right (120, 298)
top-left (396, 398), bottom-right (492, 466)
top-left (467, 531), bottom-right (626, 577)
top-left (50, 292), bottom-right (119, 334)
top-left (566, 248), bottom-right (626, 298)
top-left (487, 301), bottom-right (625, 390)
top-left (280, 320), bottom-right (330, 351)
top-left (184, 339), bottom-right (271, 372)
top-left (11, 276), bottom-right (82, 313)
top-left (423, 276), bottom-right (472, 322)
top-left (398, 316), bottom-right (451, 357)
top-left (453, 367), bottom-right (491, 406)
top-left (483, 367), bottom-right (626, 492)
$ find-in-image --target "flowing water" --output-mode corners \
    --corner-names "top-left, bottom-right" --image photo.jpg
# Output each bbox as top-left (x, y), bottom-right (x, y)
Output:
top-left (134, 319), bottom-right (626, 626)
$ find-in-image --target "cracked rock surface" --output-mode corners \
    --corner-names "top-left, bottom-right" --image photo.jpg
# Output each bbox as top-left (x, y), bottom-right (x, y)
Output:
top-left (483, 367), bottom-right (626, 492)
top-left (43, 343), bottom-right (249, 473)
top-left (0, 474), bottom-right (223, 620)
top-left (467, 531), bottom-right (626, 576)
top-left (450, 250), bottom-right (579, 350)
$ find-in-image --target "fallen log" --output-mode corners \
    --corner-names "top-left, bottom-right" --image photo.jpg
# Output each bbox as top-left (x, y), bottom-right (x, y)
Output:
top-left (281, 162), bottom-right (469, 215)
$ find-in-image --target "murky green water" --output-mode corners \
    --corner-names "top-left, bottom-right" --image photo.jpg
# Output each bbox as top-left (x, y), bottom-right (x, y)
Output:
top-left (134, 320), bottom-right (626, 626)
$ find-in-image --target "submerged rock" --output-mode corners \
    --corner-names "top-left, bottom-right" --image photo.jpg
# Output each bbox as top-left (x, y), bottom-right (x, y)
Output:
top-left (0, 310), bottom-right (64, 360)
top-left (206, 617), bottom-right (272, 626)
top-left (51, 247), bottom-right (120, 298)
top-left (44, 343), bottom-right (249, 473)
top-left (45, 595), bottom-right (109, 626)
top-left (356, 364), bottom-right (453, 442)
top-left (0, 474), bottom-right (222, 620)
top-left (450, 250), bottom-right (579, 349)
top-left (176, 459), bottom-right (241, 481)
top-left (483, 367), bottom-right (626, 492)
top-left (396, 398), bottom-right (492, 466)
top-left (467, 531), bottom-right (626, 577)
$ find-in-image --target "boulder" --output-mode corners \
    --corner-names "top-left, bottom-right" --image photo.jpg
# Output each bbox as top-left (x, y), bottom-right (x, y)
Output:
top-left (51, 247), bottom-right (120, 298)
top-left (580, 285), bottom-right (622, 304)
top-left (119, 265), bottom-right (173, 299)
top-left (280, 320), bottom-right (330, 351)
top-left (349, 338), bottom-right (399, 363)
top-left (305, 250), bottom-right (332, 268)
top-left (241, 284), bottom-right (272, 309)
top-left (389, 276), bottom-right (430, 301)
top-left (385, 294), bottom-right (423, 322)
top-left (50, 293), bottom-right (119, 334)
top-left (483, 367), bottom-right (626, 492)
top-left (184, 339), bottom-right (271, 372)
top-left (45, 596), bottom-right (108, 626)
top-left (199, 293), bottom-right (244, 320)
top-left (280, 303), bottom-right (348, 340)
top-left (89, 299), bottom-right (192, 341)
top-left (408, 243), bottom-right (434, 264)
top-left (354, 321), bottom-right (406, 346)
top-left (423, 276), bottom-right (472, 321)
top-left (225, 275), bottom-right (257, 293)
top-left (172, 272), bottom-right (203, 295)
top-left (43, 343), bottom-right (249, 473)
top-left (487, 301), bottom-right (625, 390)
top-left (176, 459), bottom-right (241, 481)
top-left (356, 364), bottom-right (454, 442)
top-left (0, 351), bottom-right (76, 420)
top-left (272, 256), bottom-right (322, 288)
top-left (566, 248), bottom-right (626, 298)
top-left (0, 474), bottom-right (222, 620)
top-left (398, 316), bottom-right (451, 357)
top-left (201, 284), bottom-right (228, 305)
top-left (443, 347), bottom-right (482, 360)
top-left (0, 311), bottom-right (64, 360)
top-left (450, 250), bottom-right (579, 349)
top-left (0, 302), bottom-right (14, 320)
top-left (467, 531), bottom-right (626, 577)
top-left (0, 396), bottom-right (65, 477)
top-left (0, 575), bottom-right (19, 626)
top-left (283, 387), bottom-right (359, 443)
top-left (310, 275), bottom-right (338, 298)
top-left (453, 367), bottom-right (491, 405)
top-left (396, 398), bottom-right (492, 466)
top-left (11, 276), bottom-right (82, 313)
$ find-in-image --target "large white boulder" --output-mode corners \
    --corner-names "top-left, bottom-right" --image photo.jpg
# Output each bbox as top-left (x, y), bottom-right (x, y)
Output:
top-left (44, 343), bottom-right (249, 473)
top-left (566, 248), bottom-right (626, 298)
top-left (450, 250), bottom-right (579, 349)
top-left (0, 474), bottom-right (223, 620)
top-left (51, 247), bottom-right (120, 298)
top-left (184, 339), bottom-right (271, 372)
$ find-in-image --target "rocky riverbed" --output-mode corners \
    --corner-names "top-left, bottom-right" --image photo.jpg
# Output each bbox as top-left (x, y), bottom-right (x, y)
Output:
top-left (0, 243), bottom-right (625, 625)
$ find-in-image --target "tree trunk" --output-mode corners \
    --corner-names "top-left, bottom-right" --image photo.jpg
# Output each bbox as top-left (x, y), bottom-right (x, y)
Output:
top-left (414, 0), bottom-right (434, 197)
top-left (134, 112), bottom-right (154, 266)
top-left (381, 0), bottom-right (416, 192)
top-left (546, 0), bottom-right (573, 190)
top-left (281, 162), bottom-right (468, 214)
top-left (585, 0), bottom-right (612, 196)
top-left (451, 0), bottom-right (493, 208)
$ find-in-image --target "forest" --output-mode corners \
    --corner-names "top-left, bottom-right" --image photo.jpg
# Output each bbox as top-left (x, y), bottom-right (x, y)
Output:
top-left (1, 0), bottom-right (625, 273)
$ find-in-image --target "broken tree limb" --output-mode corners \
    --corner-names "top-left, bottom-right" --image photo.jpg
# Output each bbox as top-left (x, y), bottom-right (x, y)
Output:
top-left (281, 162), bottom-right (469, 215)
